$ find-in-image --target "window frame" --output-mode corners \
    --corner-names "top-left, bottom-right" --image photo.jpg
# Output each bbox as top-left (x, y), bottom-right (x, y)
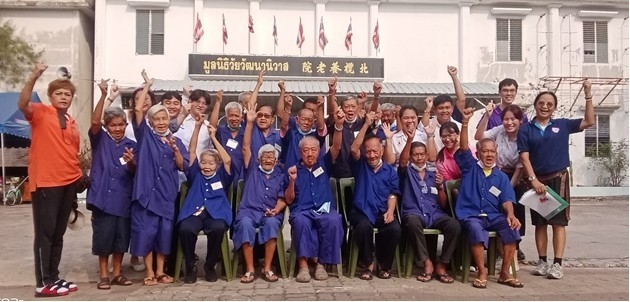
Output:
top-left (582, 20), bottom-right (609, 64)
top-left (136, 9), bottom-right (165, 55)
top-left (585, 114), bottom-right (611, 157)
top-left (496, 18), bottom-right (523, 62)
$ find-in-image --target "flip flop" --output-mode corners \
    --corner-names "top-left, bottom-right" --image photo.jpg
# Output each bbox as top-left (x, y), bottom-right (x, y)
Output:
top-left (377, 270), bottom-right (392, 280)
top-left (111, 275), bottom-right (133, 286)
top-left (472, 279), bottom-right (487, 289)
top-left (434, 273), bottom-right (455, 284)
top-left (156, 274), bottom-right (173, 284)
top-left (97, 277), bottom-right (110, 290)
top-left (359, 269), bottom-right (373, 281)
top-left (143, 277), bottom-right (158, 286)
top-left (498, 278), bottom-right (524, 288)
top-left (416, 272), bottom-right (433, 282)
top-left (261, 270), bottom-right (278, 282)
top-left (240, 272), bottom-right (256, 284)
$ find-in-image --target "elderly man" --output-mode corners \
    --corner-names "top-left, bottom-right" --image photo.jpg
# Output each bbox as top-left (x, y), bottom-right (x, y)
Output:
top-left (284, 134), bottom-right (344, 283)
top-left (280, 94), bottom-right (326, 168)
top-left (209, 91), bottom-right (245, 185)
top-left (231, 101), bottom-right (287, 284)
top-left (455, 108), bottom-right (523, 289)
top-left (348, 112), bottom-right (401, 280)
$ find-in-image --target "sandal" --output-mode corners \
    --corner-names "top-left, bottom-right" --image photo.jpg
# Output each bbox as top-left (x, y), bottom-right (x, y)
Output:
top-left (359, 269), bottom-right (373, 281)
top-left (97, 277), bottom-right (110, 290)
top-left (416, 272), bottom-right (433, 282)
top-left (156, 274), bottom-right (173, 284)
top-left (377, 270), bottom-right (391, 280)
top-left (143, 277), bottom-right (158, 286)
top-left (472, 278), bottom-right (487, 289)
top-left (261, 270), bottom-right (278, 282)
top-left (111, 275), bottom-right (133, 286)
top-left (240, 272), bottom-right (256, 284)
top-left (434, 273), bottom-right (455, 284)
top-left (498, 278), bottom-right (524, 288)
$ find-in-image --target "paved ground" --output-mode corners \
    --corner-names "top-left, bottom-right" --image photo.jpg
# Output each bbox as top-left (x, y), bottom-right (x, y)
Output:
top-left (0, 196), bottom-right (627, 301)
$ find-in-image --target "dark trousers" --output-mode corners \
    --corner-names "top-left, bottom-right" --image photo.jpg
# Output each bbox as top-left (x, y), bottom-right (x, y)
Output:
top-left (32, 183), bottom-right (77, 287)
top-left (348, 209), bottom-right (401, 271)
top-left (178, 211), bottom-right (227, 272)
top-left (165, 191), bottom-right (181, 275)
top-left (401, 214), bottom-right (461, 264)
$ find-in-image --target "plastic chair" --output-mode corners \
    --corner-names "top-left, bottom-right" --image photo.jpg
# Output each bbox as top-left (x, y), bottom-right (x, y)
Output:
top-left (339, 177), bottom-right (402, 278)
top-left (444, 179), bottom-right (517, 283)
top-left (173, 183), bottom-right (233, 282)
top-left (288, 178), bottom-right (343, 278)
top-left (231, 179), bottom-right (288, 279)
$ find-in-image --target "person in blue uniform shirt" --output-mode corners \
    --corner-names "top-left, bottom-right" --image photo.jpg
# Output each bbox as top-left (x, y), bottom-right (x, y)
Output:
top-left (455, 107), bottom-right (523, 289)
top-left (347, 111), bottom-right (401, 280)
top-left (398, 122), bottom-right (461, 284)
top-left (130, 72), bottom-right (189, 286)
top-left (284, 132), bottom-right (344, 283)
top-left (209, 92), bottom-right (245, 186)
top-left (280, 94), bottom-right (327, 169)
top-left (177, 114), bottom-right (233, 284)
top-left (232, 101), bottom-right (287, 284)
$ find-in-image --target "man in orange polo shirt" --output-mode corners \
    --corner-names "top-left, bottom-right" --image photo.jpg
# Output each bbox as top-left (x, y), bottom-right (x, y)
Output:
top-left (19, 64), bottom-right (83, 297)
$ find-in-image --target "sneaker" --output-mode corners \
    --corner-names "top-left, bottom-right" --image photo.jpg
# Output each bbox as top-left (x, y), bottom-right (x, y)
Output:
top-left (54, 279), bottom-right (78, 292)
top-left (517, 249), bottom-right (526, 261)
top-left (35, 283), bottom-right (69, 297)
top-left (531, 260), bottom-right (549, 276)
top-left (546, 263), bottom-right (564, 279)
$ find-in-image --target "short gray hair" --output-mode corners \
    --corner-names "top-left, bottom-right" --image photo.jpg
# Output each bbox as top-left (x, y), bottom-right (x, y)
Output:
top-left (380, 102), bottom-right (395, 112)
top-left (258, 144), bottom-right (279, 159)
top-left (342, 95), bottom-right (357, 105)
top-left (298, 136), bottom-right (320, 149)
top-left (146, 104), bottom-right (169, 120)
top-left (238, 91), bottom-right (252, 103)
top-left (224, 101), bottom-right (243, 115)
top-left (103, 106), bottom-right (127, 125)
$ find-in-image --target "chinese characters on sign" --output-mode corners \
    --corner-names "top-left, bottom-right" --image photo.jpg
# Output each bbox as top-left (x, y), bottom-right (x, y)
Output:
top-left (188, 54), bottom-right (384, 79)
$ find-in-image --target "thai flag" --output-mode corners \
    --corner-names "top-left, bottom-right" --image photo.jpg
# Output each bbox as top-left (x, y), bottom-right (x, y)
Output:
top-left (248, 15), bottom-right (254, 33)
top-left (296, 17), bottom-right (305, 48)
top-left (344, 18), bottom-right (353, 51)
top-left (273, 16), bottom-right (278, 46)
top-left (372, 19), bottom-right (380, 50)
top-left (318, 16), bottom-right (328, 51)
top-left (222, 14), bottom-right (228, 45)
top-left (193, 13), bottom-right (204, 44)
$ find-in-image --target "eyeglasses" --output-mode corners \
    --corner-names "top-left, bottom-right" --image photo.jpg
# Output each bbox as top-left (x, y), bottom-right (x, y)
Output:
top-left (260, 155), bottom-right (277, 161)
top-left (501, 89), bottom-right (517, 93)
top-left (440, 133), bottom-right (458, 140)
top-left (257, 112), bottom-right (272, 119)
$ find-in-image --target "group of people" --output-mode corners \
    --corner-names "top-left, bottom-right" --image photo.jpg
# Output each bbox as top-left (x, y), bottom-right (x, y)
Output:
top-left (20, 62), bottom-right (594, 296)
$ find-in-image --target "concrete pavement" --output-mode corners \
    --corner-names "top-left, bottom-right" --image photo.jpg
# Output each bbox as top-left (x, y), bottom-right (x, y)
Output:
top-left (0, 196), bottom-right (627, 300)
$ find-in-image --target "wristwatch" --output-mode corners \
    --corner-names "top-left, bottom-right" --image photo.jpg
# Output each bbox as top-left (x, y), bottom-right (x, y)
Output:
top-left (528, 176), bottom-right (536, 181)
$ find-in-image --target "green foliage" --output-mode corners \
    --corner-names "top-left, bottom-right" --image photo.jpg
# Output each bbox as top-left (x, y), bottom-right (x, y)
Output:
top-left (588, 139), bottom-right (629, 187)
top-left (0, 21), bottom-right (43, 86)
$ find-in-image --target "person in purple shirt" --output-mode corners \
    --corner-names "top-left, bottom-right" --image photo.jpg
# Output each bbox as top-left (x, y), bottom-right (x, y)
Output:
top-left (130, 72), bottom-right (189, 286)
top-left (398, 125), bottom-right (460, 284)
top-left (455, 108), bottom-right (523, 289)
top-left (88, 80), bottom-right (137, 290)
top-left (233, 102), bottom-right (287, 283)
top-left (209, 92), bottom-right (245, 186)
top-left (480, 78), bottom-right (529, 130)
top-left (284, 135), bottom-right (344, 283)
top-left (348, 111), bottom-right (401, 281)
top-left (280, 93), bottom-right (327, 169)
top-left (177, 115), bottom-right (233, 284)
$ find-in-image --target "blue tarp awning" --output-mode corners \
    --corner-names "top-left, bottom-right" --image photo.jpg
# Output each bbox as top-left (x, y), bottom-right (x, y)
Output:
top-left (0, 92), bottom-right (41, 139)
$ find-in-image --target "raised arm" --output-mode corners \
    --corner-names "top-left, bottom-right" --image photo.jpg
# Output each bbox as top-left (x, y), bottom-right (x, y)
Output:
top-left (580, 79), bottom-right (595, 130)
top-left (357, 92), bottom-right (367, 119)
top-left (188, 114), bottom-right (205, 165)
top-left (435, 171), bottom-right (447, 209)
top-left (350, 111), bottom-right (376, 160)
top-left (330, 107), bottom-right (345, 162)
top-left (424, 122), bottom-right (437, 162)
top-left (420, 97), bottom-right (433, 127)
top-left (398, 131), bottom-right (415, 168)
top-left (372, 81), bottom-right (382, 108)
top-left (459, 107), bottom-right (474, 151)
top-left (275, 80), bottom-right (287, 117)
top-left (134, 69), bottom-right (153, 126)
top-left (474, 101), bottom-right (495, 140)
top-left (242, 101), bottom-right (258, 169)
top-left (447, 65), bottom-right (466, 113)
top-left (316, 95), bottom-right (326, 134)
top-left (102, 83), bottom-right (120, 124)
top-left (284, 166), bottom-right (297, 205)
top-left (209, 90), bottom-right (224, 128)
top-left (327, 77), bottom-right (338, 116)
top-left (18, 63), bottom-right (47, 120)
top-left (91, 79), bottom-right (110, 134)
top-left (169, 135), bottom-right (185, 171)
top-left (208, 124), bottom-right (232, 174)
top-left (279, 94), bottom-right (293, 137)
top-left (382, 122), bottom-right (396, 165)
top-left (250, 70), bottom-right (264, 109)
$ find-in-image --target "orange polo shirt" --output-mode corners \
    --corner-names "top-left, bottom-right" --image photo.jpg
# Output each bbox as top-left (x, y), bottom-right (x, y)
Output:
top-left (27, 103), bottom-right (82, 192)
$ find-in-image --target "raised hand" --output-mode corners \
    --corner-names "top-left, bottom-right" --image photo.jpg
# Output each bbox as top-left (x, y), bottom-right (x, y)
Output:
top-left (207, 124), bottom-right (217, 137)
top-left (485, 100), bottom-right (496, 115)
top-left (216, 90), bottom-right (224, 104)
top-left (373, 81), bottom-right (382, 97)
top-left (183, 84), bottom-right (192, 98)
top-left (365, 111), bottom-right (377, 125)
top-left (32, 63), bottom-right (48, 78)
top-left (381, 123), bottom-right (395, 139)
top-left (141, 69), bottom-right (153, 86)
top-left (182, 102), bottom-right (192, 116)
top-left (583, 79), bottom-right (592, 97)
top-left (317, 95), bottom-right (325, 107)
top-left (287, 166), bottom-right (298, 181)
top-left (257, 70), bottom-right (265, 86)
top-left (424, 96), bottom-right (434, 111)
top-left (334, 107), bottom-right (345, 126)
top-left (447, 65), bottom-right (458, 76)
top-left (168, 135), bottom-right (179, 152)
top-left (97, 78), bottom-right (109, 94)
top-left (110, 83), bottom-right (120, 101)
top-left (423, 120), bottom-right (436, 137)
top-left (284, 94), bottom-right (293, 109)
top-left (194, 113), bottom-right (206, 127)
top-left (278, 80), bottom-right (286, 92)
top-left (435, 171), bottom-right (443, 187)
top-left (246, 102), bottom-right (258, 122)
top-left (357, 91), bottom-right (367, 104)
top-left (461, 107), bottom-right (475, 122)
top-left (328, 76), bottom-right (338, 93)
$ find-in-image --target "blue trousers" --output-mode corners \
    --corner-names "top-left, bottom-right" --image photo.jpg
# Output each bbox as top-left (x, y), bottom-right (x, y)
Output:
top-left (290, 210), bottom-right (343, 265)
top-left (232, 213), bottom-right (282, 251)
top-left (461, 216), bottom-right (521, 249)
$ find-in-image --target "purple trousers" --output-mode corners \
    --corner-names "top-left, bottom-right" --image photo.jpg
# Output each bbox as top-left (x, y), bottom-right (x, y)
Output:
top-left (289, 210), bottom-right (343, 265)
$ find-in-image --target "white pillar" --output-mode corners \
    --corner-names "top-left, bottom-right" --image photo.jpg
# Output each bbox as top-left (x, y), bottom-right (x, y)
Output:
top-left (248, 0), bottom-right (260, 54)
top-left (314, 0), bottom-right (327, 56)
top-left (194, 0), bottom-right (203, 52)
top-left (547, 4), bottom-right (562, 76)
top-left (368, 1), bottom-right (380, 57)
top-left (93, 0), bottom-right (106, 107)
top-left (458, 2), bottom-right (474, 82)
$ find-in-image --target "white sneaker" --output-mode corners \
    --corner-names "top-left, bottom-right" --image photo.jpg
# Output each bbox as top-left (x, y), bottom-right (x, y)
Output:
top-left (531, 260), bottom-right (549, 276)
top-left (546, 263), bottom-right (564, 279)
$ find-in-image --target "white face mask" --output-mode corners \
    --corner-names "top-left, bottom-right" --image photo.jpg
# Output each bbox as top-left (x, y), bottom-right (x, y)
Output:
top-left (477, 160), bottom-right (496, 170)
top-left (258, 165), bottom-right (274, 175)
top-left (410, 162), bottom-right (426, 172)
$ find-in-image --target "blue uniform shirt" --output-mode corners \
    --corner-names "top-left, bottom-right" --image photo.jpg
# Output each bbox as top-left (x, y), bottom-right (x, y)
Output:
top-left (285, 152), bottom-right (336, 214)
top-left (326, 117), bottom-right (365, 178)
top-left (517, 118), bottom-right (582, 175)
top-left (351, 156), bottom-right (400, 224)
top-left (238, 163), bottom-right (285, 223)
top-left (132, 119), bottom-right (190, 219)
top-left (281, 117), bottom-right (326, 168)
top-left (216, 125), bottom-right (245, 182)
top-left (398, 166), bottom-right (446, 227)
top-left (454, 149), bottom-right (515, 221)
top-left (87, 128), bottom-right (137, 217)
top-left (251, 124), bottom-right (282, 162)
top-left (177, 159), bottom-right (234, 225)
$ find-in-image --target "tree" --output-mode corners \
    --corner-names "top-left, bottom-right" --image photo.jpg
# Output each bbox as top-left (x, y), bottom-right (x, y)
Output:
top-left (588, 139), bottom-right (629, 187)
top-left (0, 21), bottom-right (43, 87)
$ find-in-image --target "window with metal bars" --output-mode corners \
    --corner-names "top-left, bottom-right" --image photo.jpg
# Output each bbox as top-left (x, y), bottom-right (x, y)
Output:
top-left (136, 10), bottom-right (164, 55)
top-left (583, 21), bottom-right (608, 63)
top-left (585, 114), bottom-right (610, 157)
top-left (496, 18), bottom-right (522, 62)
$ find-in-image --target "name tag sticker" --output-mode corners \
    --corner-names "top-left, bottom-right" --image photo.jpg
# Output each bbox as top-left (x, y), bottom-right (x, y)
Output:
top-left (274, 143), bottom-right (282, 152)
top-left (211, 182), bottom-right (223, 190)
top-left (552, 127), bottom-right (560, 133)
top-left (353, 131), bottom-right (359, 138)
top-left (489, 186), bottom-right (501, 197)
top-left (119, 157), bottom-right (127, 165)
top-left (226, 139), bottom-right (239, 149)
top-left (430, 187), bottom-right (438, 195)
top-left (313, 167), bottom-right (324, 178)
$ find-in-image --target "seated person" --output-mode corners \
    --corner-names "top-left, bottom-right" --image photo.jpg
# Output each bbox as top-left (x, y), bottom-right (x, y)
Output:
top-left (398, 123), bottom-right (460, 284)
top-left (232, 101), bottom-right (287, 284)
top-left (454, 108), bottom-right (523, 289)
top-left (284, 136), bottom-right (343, 283)
top-left (348, 112), bottom-right (401, 280)
top-left (177, 116), bottom-right (233, 284)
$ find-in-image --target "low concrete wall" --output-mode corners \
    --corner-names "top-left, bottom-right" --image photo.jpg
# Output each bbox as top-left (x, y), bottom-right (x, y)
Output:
top-left (571, 187), bottom-right (629, 197)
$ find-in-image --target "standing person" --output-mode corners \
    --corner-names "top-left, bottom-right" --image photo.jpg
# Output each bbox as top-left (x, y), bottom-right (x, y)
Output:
top-left (124, 85), bottom-right (157, 142)
top-left (174, 89), bottom-right (214, 157)
top-left (160, 91), bottom-right (186, 133)
top-left (480, 78), bottom-right (528, 130)
top-left (130, 70), bottom-right (189, 286)
top-left (280, 96), bottom-right (326, 169)
top-left (19, 63), bottom-right (82, 297)
top-left (88, 79), bottom-right (137, 290)
top-left (209, 90), bottom-right (245, 185)
top-left (391, 98), bottom-right (434, 165)
top-left (518, 81), bottom-right (595, 279)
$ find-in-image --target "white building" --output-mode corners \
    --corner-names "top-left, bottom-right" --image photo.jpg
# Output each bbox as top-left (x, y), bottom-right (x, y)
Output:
top-left (94, 0), bottom-right (628, 188)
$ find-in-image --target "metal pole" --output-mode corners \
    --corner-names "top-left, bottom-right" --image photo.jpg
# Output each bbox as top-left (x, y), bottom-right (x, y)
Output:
top-left (1, 133), bottom-right (5, 204)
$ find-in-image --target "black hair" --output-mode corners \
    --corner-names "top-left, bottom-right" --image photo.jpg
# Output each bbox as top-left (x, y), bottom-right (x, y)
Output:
top-left (409, 141), bottom-right (427, 155)
top-left (257, 104), bottom-right (276, 116)
top-left (433, 94), bottom-right (454, 108)
top-left (498, 78), bottom-right (519, 91)
top-left (436, 122), bottom-right (460, 163)
top-left (160, 91), bottom-right (182, 102)
top-left (399, 105), bottom-right (418, 119)
top-left (533, 91), bottom-right (558, 108)
top-left (189, 89), bottom-right (212, 105)
top-left (131, 87), bottom-right (157, 107)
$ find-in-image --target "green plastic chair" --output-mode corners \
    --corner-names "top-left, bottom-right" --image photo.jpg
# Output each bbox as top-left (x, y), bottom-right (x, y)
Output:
top-left (339, 177), bottom-right (402, 278)
top-left (231, 179), bottom-right (288, 279)
top-left (444, 179), bottom-right (517, 283)
top-left (173, 183), bottom-right (233, 282)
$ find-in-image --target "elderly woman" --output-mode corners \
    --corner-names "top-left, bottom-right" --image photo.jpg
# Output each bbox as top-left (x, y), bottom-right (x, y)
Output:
top-left (177, 115), bottom-right (233, 284)
top-left (130, 72), bottom-right (189, 286)
top-left (87, 80), bottom-right (137, 290)
top-left (18, 64), bottom-right (82, 297)
top-left (233, 101), bottom-right (287, 284)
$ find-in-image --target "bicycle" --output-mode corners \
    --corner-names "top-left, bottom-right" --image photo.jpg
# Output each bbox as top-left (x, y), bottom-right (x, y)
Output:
top-left (4, 176), bottom-right (28, 206)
